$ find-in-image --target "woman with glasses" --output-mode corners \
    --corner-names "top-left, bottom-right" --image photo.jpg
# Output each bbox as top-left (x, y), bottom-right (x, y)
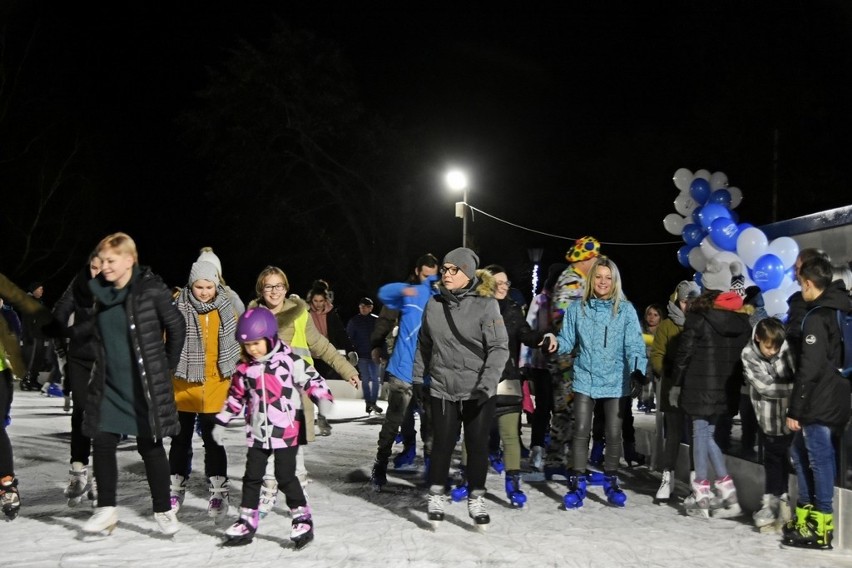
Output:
top-left (413, 248), bottom-right (509, 529)
top-left (248, 266), bottom-right (360, 517)
top-left (556, 256), bottom-right (647, 509)
top-left (453, 265), bottom-right (556, 509)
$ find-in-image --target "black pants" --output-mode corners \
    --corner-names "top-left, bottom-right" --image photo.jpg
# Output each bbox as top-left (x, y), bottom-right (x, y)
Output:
top-left (169, 411), bottom-right (227, 478)
top-left (661, 408), bottom-right (689, 471)
top-left (92, 431), bottom-right (171, 512)
top-left (527, 368), bottom-right (553, 447)
top-left (763, 432), bottom-right (793, 496)
top-left (241, 446), bottom-right (306, 510)
top-left (66, 357), bottom-right (94, 465)
top-left (0, 369), bottom-right (13, 477)
top-left (429, 396), bottom-right (496, 492)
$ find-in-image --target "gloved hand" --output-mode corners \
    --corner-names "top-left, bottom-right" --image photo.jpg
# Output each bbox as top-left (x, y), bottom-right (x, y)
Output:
top-left (41, 318), bottom-right (67, 340)
top-left (346, 351), bottom-right (359, 367)
top-left (211, 424), bottom-right (227, 446)
top-left (629, 369), bottom-right (648, 398)
top-left (668, 386), bottom-right (681, 408)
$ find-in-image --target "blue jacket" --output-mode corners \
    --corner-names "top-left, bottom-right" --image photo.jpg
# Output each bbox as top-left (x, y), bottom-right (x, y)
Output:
top-left (378, 276), bottom-right (439, 383)
top-left (557, 297), bottom-right (647, 399)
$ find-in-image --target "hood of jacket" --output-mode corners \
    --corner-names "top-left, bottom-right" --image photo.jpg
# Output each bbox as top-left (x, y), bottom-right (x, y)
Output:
top-left (702, 304), bottom-right (753, 338)
top-left (248, 296), bottom-right (309, 329)
top-left (808, 282), bottom-right (852, 312)
top-left (438, 269), bottom-right (497, 305)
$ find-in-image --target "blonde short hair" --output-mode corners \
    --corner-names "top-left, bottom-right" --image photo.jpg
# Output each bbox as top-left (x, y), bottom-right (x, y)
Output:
top-left (96, 232), bottom-right (138, 263)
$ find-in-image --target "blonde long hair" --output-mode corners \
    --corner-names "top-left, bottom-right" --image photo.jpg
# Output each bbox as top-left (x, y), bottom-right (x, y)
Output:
top-left (582, 256), bottom-right (627, 316)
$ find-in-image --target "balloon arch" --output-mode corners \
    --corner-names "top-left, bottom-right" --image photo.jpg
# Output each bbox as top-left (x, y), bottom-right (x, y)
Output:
top-left (663, 168), bottom-right (799, 318)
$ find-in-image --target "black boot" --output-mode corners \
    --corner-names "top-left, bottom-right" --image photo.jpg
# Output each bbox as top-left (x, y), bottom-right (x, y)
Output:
top-left (623, 443), bottom-right (645, 467)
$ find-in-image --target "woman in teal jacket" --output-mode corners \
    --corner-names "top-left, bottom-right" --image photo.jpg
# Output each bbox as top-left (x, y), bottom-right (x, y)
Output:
top-left (557, 256), bottom-right (646, 508)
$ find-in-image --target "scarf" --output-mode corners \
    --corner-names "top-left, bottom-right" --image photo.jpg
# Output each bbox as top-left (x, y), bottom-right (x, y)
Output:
top-left (175, 285), bottom-right (240, 383)
top-left (667, 299), bottom-right (687, 327)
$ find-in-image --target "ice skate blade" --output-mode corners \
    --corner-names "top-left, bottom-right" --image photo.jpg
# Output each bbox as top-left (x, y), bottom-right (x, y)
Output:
top-left (710, 504), bottom-right (742, 519)
top-left (758, 523), bottom-right (781, 534)
top-left (684, 508), bottom-right (710, 519)
top-left (474, 523), bottom-right (488, 533)
top-left (780, 539), bottom-right (832, 551)
top-left (223, 535), bottom-right (254, 547)
top-left (429, 519), bottom-right (443, 530)
top-left (82, 522), bottom-right (117, 535)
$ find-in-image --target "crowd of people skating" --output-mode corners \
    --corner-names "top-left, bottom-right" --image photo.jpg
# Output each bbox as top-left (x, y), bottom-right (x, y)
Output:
top-left (1, 232), bottom-right (851, 553)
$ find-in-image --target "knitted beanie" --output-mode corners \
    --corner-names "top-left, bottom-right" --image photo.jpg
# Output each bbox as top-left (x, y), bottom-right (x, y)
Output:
top-left (443, 247), bottom-right (479, 280)
top-left (189, 260), bottom-right (220, 286)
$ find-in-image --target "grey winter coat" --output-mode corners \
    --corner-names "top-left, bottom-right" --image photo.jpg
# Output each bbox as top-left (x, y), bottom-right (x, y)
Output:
top-left (413, 270), bottom-right (509, 402)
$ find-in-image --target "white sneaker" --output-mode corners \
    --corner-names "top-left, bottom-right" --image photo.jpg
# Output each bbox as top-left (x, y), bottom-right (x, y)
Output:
top-left (655, 470), bottom-right (673, 502)
top-left (207, 476), bottom-right (230, 521)
top-left (169, 474), bottom-right (186, 513)
top-left (83, 506), bottom-right (118, 534)
top-left (258, 478), bottom-right (278, 518)
top-left (154, 509), bottom-right (180, 535)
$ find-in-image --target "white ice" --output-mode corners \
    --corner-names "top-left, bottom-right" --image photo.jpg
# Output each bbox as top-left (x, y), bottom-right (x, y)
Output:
top-left (5, 391), bottom-right (852, 568)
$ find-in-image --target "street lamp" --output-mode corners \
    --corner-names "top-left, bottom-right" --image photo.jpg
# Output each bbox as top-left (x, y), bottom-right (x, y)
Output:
top-left (445, 169), bottom-right (469, 248)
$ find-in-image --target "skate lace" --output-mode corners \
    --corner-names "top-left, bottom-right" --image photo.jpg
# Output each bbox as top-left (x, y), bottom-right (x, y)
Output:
top-left (428, 494), bottom-right (445, 514)
top-left (468, 495), bottom-right (487, 518)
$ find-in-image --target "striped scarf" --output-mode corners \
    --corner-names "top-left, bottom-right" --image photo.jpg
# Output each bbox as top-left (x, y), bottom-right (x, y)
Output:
top-left (175, 285), bottom-right (240, 383)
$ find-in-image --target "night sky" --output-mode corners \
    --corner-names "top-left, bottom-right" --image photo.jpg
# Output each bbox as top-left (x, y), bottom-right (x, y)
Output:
top-left (2, 1), bottom-right (851, 317)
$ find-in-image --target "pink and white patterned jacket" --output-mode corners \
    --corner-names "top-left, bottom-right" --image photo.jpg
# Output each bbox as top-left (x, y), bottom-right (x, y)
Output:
top-left (216, 339), bottom-right (334, 449)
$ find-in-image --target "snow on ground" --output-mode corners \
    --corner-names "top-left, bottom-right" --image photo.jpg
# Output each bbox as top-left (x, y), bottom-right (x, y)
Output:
top-left (6, 390), bottom-right (852, 568)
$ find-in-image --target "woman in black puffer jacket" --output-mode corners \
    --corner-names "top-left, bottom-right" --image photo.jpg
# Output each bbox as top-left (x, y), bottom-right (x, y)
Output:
top-left (671, 288), bottom-right (751, 518)
top-left (82, 233), bottom-right (186, 536)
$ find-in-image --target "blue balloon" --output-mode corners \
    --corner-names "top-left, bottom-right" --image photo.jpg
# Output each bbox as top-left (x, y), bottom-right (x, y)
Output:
top-left (737, 222), bottom-right (754, 232)
top-left (693, 272), bottom-right (703, 288)
top-left (729, 209), bottom-right (739, 224)
top-left (692, 205), bottom-right (704, 225)
top-left (682, 223), bottom-right (704, 247)
top-left (690, 178), bottom-right (711, 205)
top-left (677, 245), bottom-right (692, 268)
top-left (751, 253), bottom-right (785, 292)
top-left (709, 217), bottom-right (740, 251)
top-left (708, 188), bottom-right (732, 207)
top-left (696, 203), bottom-right (732, 231)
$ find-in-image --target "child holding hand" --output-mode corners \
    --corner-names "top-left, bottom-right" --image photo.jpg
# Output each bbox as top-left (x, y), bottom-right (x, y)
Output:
top-left (213, 307), bottom-right (333, 549)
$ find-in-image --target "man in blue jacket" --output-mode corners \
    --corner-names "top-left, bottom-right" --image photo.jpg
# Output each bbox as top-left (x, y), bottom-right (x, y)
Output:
top-left (369, 254), bottom-right (439, 490)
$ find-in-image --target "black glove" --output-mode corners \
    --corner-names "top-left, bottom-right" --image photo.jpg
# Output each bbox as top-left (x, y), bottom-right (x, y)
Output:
top-left (40, 318), bottom-right (67, 340)
top-left (629, 369), bottom-right (648, 398)
top-left (540, 335), bottom-right (552, 353)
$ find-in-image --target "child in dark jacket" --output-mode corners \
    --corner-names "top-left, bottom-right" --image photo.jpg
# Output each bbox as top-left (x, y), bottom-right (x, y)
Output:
top-left (741, 317), bottom-right (795, 532)
top-left (213, 307), bottom-right (333, 549)
top-left (783, 257), bottom-right (852, 550)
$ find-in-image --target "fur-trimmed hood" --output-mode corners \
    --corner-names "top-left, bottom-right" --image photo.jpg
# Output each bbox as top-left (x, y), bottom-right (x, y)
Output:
top-left (248, 296), bottom-right (309, 331)
top-left (437, 268), bottom-right (498, 303)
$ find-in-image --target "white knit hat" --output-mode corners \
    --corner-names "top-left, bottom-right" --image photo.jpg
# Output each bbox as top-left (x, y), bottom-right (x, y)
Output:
top-left (197, 247), bottom-right (222, 276)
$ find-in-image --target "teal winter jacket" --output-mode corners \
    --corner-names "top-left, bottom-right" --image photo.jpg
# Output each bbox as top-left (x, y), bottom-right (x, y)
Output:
top-left (557, 296), bottom-right (647, 399)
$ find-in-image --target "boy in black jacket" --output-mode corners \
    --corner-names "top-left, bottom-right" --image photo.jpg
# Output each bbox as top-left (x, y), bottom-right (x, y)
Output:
top-left (783, 257), bottom-right (852, 549)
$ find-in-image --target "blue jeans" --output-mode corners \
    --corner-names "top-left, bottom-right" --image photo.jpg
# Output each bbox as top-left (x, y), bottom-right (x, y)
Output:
top-left (692, 416), bottom-right (727, 482)
top-left (790, 424), bottom-right (836, 513)
top-left (357, 359), bottom-right (380, 404)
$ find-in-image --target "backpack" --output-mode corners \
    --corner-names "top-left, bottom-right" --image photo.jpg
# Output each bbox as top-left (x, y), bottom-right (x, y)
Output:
top-left (802, 306), bottom-right (852, 378)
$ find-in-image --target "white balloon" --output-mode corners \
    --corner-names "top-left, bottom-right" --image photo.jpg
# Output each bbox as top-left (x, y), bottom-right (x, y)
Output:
top-left (693, 169), bottom-right (711, 182)
top-left (767, 236), bottom-right (799, 270)
top-left (778, 275), bottom-right (794, 293)
top-left (673, 192), bottom-right (699, 216)
top-left (663, 213), bottom-right (687, 235)
top-left (673, 168), bottom-right (693, 191)
top-left (700, 236), bottom-right (723, 259)
top-left (713, 251), bottom-right (744, 266)
top-left (709, 171), bottom-right (729, 190)
top-left (744, 276), bottom-right (757, 289)
top-left (727, 186), bottom-right (743, 209)
top-left (763, 288), bottom-right (790, 318)
top-left (688, 247), bottom-right (707, 272)
top-left (736, 227), bottom-right (769, 268)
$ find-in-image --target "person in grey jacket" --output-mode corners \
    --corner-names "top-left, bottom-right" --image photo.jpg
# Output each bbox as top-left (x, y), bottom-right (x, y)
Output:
top-left (413, 247), bottom-right (509, 528)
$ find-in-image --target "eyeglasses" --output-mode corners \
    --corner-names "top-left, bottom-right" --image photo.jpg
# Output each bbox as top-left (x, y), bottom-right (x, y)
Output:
top-left (440, 265), bottom-right (461, 276)
top-left (495, 280), bottom-right (511, 287)
top-left (263, 284), bottom-right (286, 292)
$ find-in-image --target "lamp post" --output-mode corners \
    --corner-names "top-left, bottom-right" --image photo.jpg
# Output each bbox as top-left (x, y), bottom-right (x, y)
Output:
top-left (446, 169), bottom-right (469, 248)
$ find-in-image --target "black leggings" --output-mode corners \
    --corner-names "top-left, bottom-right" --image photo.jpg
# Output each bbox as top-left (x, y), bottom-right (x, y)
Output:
top-left (67, 357), bottom-right (94, 465)
top-left (242, 446), bottom-right (306, 510)
top-left (429, 396), bottom-right (496, 492)
top-left (0, 370), bottom-right (13, 477)
top-left (92, 431), bottom-right (171, 512)
top-left (168, 411), bottom-right (227, 478)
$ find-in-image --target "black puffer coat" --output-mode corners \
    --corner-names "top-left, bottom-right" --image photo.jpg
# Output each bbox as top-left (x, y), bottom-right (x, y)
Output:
top-left (672, 306), bottom-right (751, 417)
top-left (496, 298), bottom-right (543, 413)
top-left (83, 267), bottom-right (185, 441)
top-left (52, 264), bottom-right (99, 362)
top-left (787, 284), bottom-right (852, 427)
